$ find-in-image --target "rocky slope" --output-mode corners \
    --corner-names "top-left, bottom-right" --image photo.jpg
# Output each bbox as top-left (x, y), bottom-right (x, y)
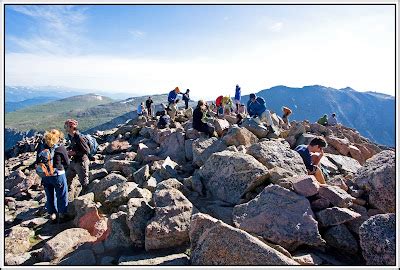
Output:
top-left (4, 109), bottom-right (396, 266)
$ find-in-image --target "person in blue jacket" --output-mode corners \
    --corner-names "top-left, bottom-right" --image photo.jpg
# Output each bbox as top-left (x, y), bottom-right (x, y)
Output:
top-left (234, 84), bottom-right (241, 113)
top-left (168, 87), bottom-right (180, 105)
top-left (247, 93), bottom-right (275, 129)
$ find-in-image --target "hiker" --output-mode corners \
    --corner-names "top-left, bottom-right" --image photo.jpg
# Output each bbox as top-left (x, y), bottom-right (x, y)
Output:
top-left (222, 96), bottom-right (233, 115)
top-left (146, 97), bottom-right (153, 117)
top-left (168, 86), bottom-right (181, 105)
top-left (64, 119), bottom-right (91, 194)
top-left (167, 99), bottom-right (179, 121)
top-left (295, 136), bottom-right (327, 184)
top-left (282, 106), bottom-right (292, 128)
top-left (317, 114), bottom-right (328, 126)
top-left (137, 102), bottom-right (145, 116)
top-left (234, 84), bottom-right (241, 113)
top-left (327, 113), bottom-right (338, 126)
top-left (193, 100), bottom-right (216, 138)
top-left (247, 93), bottom-right (276, 130)
top-left (157, 109), bottom-right (171, 129)
top-left (182, 89), bottom-right (190, 109)
top-left (36, 129), bottom-right (71, 223)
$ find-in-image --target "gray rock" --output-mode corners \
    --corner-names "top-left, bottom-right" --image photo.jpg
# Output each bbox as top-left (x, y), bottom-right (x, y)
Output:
top-left (192, 137), bottom-right (227, 167)
top-left (133, 164), bottom-right (150, 186)
top-left (359, 214), bottom-right (395, 265)
top-left (90, 173), bottom-right (127, 203)
top-left (198, 150), bottom-right (269, 205)
top-left (222, 126), bottom-right (259, 147)
top-left (5, 226), bottom-right (34, 257)
top-left (151, 157), bottom-right (179, 182)
top-left (318, 185), bottom-right (354, 208)
top-left (233, 185), bottom-right (324, 251)
top-left (103, 211), bottom-right (132, 251)
top-left (145, 187), bottom-right (195, 251)
top-left (105, 139), bottom-right (131, 154)
top-left (316, 207), bottom-right (361, 227)
top-left (155, 178), bottom-right (190, 197)
top-left (354, 150), bottom-right (395, 213)
top-left (323, 224), bottom-right (358, 254)
top-left (325, 153), bottom-right (361, 174)
top-left (184, 139), bottom-right (194, 161)
top-left (103, 159), bottom-right (135, 178)
top-left (159, 131), bottom-right (186, 163)
top-left (103, 182), bottom-right (139, 208)
top-left (247, 140), bottom-right (307, 176)
top-left (143, 177), bottom-right (157, 192)
top-left (100, 256), bottom-right (115, 265)
top-left (346, 204), bottom-right (369, 235)
top-left (20, 217), bottom-right (48, 228)
top-left (126, 198), bottom-right (155, 248)
top-left (41, 228), bottom-right (95, 261)
top-left (190, 213), bottom-right (298, 265)
top-left (89, 168), bottom-right (108, 182)
top-left (59, 249), bottom-right (96, 265)
top-left (242, 118), bottom-right (270, 138)
top-left (292, 252), bottom-right (323, 266)
top-left (291, 175), bottom-right (320, 197)
top-left (118, 252), bottom-right (189, 265)
top-left (5, 252), bottom-right (32, 266)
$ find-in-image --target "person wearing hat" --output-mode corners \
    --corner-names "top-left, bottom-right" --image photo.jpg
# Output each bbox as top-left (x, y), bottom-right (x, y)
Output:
top-left (247, 93), bottom-right (275, 129)
top-left (282, 106), bottom-right (292, 129)
top-left (64, 119), bottom-right (91, 196)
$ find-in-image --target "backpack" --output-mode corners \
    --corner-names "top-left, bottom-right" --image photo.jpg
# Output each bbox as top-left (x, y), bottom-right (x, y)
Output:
top-left (216, 96), bottom-right (223, 107)
top-left (36, 144), bottom-right (58, 177)
top-left (83, 134), bottom-right (98, 158)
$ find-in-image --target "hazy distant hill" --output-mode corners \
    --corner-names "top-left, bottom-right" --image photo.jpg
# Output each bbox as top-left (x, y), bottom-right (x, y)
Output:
top-left (242, 85), bottom-right (395, 146)
top-left (5, 96), bottom-right (59, 112)
top-left (5, 86), bottom-right (86, 102)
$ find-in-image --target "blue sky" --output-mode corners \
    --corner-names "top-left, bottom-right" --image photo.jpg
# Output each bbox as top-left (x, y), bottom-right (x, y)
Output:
top-left (5, 4), bottom-right (395, 99)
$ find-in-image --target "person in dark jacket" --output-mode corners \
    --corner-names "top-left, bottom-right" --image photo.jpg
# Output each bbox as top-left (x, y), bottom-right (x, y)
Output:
top-left (247, 93), bottom-right (276, 129)
top-left (157, 110), bottom-right (171, 129)
top-left (36, 129), bottom-right (71, 223)
top-left (64, 119), bottom-right (90, 195)
top-left (182, 89), bottom-right (190, 109)
top-left (145, 97), bottom-right (153, 117)
top-left (295, 136), bottom-right (327, 184)
top-left (193, 100), bottom-right (215, 137)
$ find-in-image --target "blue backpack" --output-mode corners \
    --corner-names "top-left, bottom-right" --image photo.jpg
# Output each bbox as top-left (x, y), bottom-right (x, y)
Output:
top-left (84, 134), bottom-right (98, 158)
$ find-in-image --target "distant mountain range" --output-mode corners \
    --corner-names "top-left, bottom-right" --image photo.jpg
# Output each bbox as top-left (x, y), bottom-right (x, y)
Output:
top-left (4, 85), bottom-right (395, 150)
top-left (242, 85), bottom-right (395, 147)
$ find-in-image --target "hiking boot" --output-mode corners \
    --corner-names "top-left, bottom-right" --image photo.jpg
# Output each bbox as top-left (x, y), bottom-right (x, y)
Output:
top-left (58, 213), bottom-right (73, 224)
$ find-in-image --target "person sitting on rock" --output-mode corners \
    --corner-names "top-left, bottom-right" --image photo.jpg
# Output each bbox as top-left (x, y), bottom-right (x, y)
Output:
top-left (317, 114), bottom-right (328, 126)
top-left (222, 96), bottom-right (233, 115)
top-left (282, 106), bottom-right (292, 129)
top-left (327, 113), bottom-right (338, 126)
top-left (137, 102), bottom-right (145, 116)
top-left (193, 100), bottom-right (216, 138)
top-left (36, 129), bottom-right (71, 223)
top-left (64, 119), bottom-right (91, 196)
top-left (247, 93), bottom-right (277, 131)
top-left (295, 136), bottom-right (327, 184)
top-left (157, 110), bottom-right (171, 129)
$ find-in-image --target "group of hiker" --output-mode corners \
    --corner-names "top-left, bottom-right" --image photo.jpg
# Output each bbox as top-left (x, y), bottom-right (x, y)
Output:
top-left (35, 119), bottom-right (94, 224)
top-left (317, 113), bottom-right (338, 126)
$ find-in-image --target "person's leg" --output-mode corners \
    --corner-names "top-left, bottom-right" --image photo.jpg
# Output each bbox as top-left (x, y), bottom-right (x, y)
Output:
top-left (185, 100), bottom-right (189, 109)
top-left (206, 123), bottom-right (216, 137)
top-left (42, 177), bottom-right (57, 215)
top-left (66, 161), bottom-right (77, 189)
top-left (54, 174), bottom-right (68, 214)
top-left (314, 167), bottom-right (326, 184)
top-left (76, 156), bottom-right (90, 188)
top-left (262, 110), bottom-right (274, 127)
top-left (252, 116), bottom-right (262, 125)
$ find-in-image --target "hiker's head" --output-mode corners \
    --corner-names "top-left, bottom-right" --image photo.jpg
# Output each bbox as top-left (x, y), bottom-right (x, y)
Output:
top-left (44, 129), bottom-right (62, 147)
top-left (250, 93), bottom-right (256, 102)
top-left (332, 113), bottom-right (336, 117)
top-left (186, 89), bottom-right (190, 93)
top-left (174, 87), bottom-right (180, 93)
top-left (148, 97), bottom-right (151, 99)
top-left (197, 100), bottom-right (207, 110)
top-left (323, 114), bottom-right (328, 118)
top-left (64, 119), bottom-right (78, 134)
top-left (308, 136), bottom-right (327, 152)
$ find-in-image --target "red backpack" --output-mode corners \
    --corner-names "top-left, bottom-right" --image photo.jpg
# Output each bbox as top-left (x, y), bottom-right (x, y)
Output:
top-left (216, 96), bottom-right (223, 107)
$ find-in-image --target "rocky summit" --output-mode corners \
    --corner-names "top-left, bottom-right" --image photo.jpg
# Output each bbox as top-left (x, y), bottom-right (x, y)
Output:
top-left (4, 109), bottom-right (396, 266)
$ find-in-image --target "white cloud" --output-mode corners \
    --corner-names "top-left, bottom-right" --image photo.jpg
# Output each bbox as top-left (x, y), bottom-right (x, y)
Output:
top-left (269, 22), bottom-right (283, 32)
top-left (7, 5), bottom-right (88, 55)
top-left (129, 30), bottom-right (145, 38)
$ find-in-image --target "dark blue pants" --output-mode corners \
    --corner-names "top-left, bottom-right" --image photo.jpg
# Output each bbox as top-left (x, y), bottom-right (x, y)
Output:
top-left (42, 174), bottom-right (68, 214)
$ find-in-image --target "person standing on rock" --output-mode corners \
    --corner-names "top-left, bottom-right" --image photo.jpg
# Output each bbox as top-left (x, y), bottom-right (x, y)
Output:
top-left (234, 84), bottom-right (241, 113)
top-left (247, 93), bottom-right (277, 131)
top-left (282, 106), bottom-right (292, 129)
top-left (36, 129), bottom-right (71, 223)
top-left (64, 119), bottom-right (91, 196)
top-left (193, 100), bottom-right (216, 137)
top-left (168, 86), bottom-right (181, 105)
top-left (182, 89), bottom-right (190, 109)
top-left (295, 136), bottom-right (327, 184)
top-left (146, 97), bottom-right (153, 117)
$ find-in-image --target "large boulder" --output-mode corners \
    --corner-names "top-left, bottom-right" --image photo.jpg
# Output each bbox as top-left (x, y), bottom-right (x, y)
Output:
top-left (233, 185), bottom-right (324, 251)
top-left (145, 187), bottom-right (195, 251)
top-left (5, 170), bottom-right (40, 197)
top-left (106, 139), bottom-right (131, 154)
top-left (354, 150), bottom-right (395, 213)
top-left (325, 136), bottom-right (350, 156)
top-left (247, 140), bottom-right (307, 176)
top-left (192, 137), bottom-right (227, 167)
top-left (119, 252), bottom-right (189, 266)
top-left (223, 126), bottom-right (258, 147)
top-left (41, 228), bottom-right (96, 261)
top-left (126, 197), bottom-right (155, 248)
top-left (318, 185), bottom-right (354, 208)
top-left (325, 153), bottom-right (362, 174)
top-left (159, 131), bottom-right (186, 163)
top-left (323, 224), bottom-right (358, 254)
top-left (291, 175), bottom-right (320, 197)
top-left (198, 150), bottom-right (269, 205)
top-left (213, 118), bottom-right (230, 136)
top-left (315, 207), bottom-right (361, 227)
top-left (103, 159), bottom-right (135, 178)
top-left (90, 173), bottom-right (127, 202)
top-left (133, 164), bottom-right (150, 186)
top-left (102, 182), bottom-right (139, 208)
top-left (5, 226), bottom-right (34, 257)
top-left (241, 118), bottom-right (269, 138)
top-left (359, 214), bottom-right (395, 265)
top-left (190, 213), bottom-right (298, 265)
top-left (103, 211), bottom-right (132, 251)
